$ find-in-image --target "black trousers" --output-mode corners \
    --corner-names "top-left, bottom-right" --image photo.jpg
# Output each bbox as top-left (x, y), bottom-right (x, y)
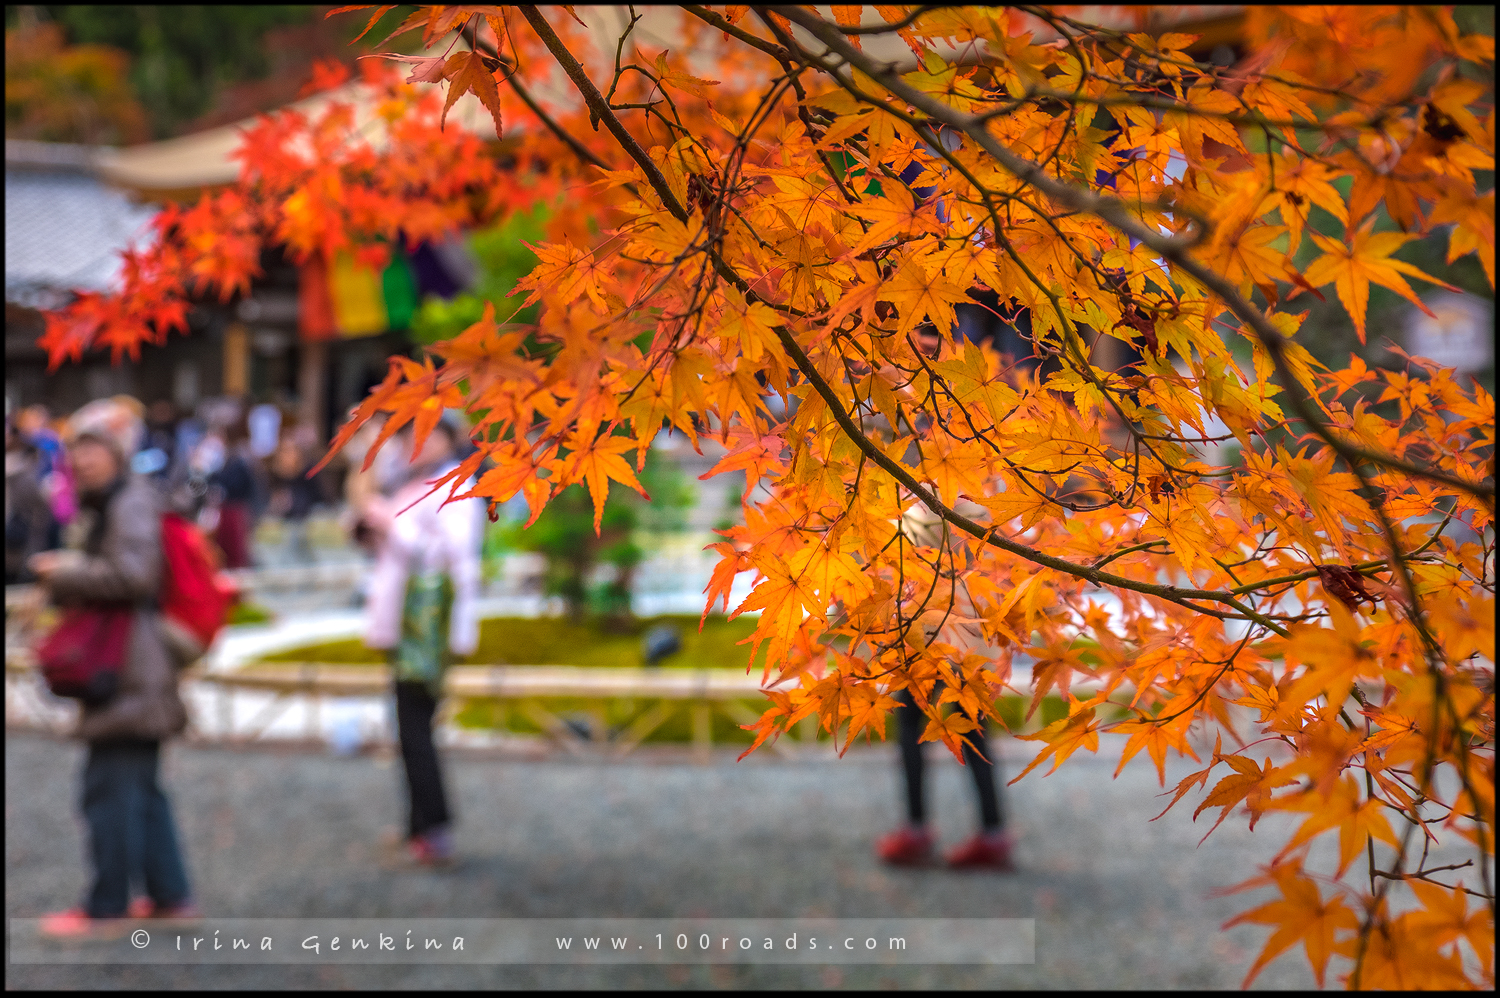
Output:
top-left (894, 687), bottom-right (1003, 830)
top-left (81, 740), bottom-right (192, 917)
top-left (394, 681), bottom-right (452, 838)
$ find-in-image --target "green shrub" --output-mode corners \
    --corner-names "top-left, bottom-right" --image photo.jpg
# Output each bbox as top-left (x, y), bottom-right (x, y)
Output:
top-left (227, 602), bottom-right (275, 626)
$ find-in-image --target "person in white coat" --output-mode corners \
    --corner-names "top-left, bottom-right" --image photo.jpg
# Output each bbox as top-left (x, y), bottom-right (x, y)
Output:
top-left (358, 414), bottom-right (481, 866)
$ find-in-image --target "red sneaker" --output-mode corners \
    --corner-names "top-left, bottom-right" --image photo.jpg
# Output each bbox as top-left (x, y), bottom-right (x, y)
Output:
top-left (408, 833), bottom-right (455, 869)
top-left (875, 825), bottom-right (936, 866)
top-left (38, 908), bottom-right (131, 939)
top-left (125, 898), bottom-right (203, 924)
top-left (945, 830), bottom-right (1016, 871)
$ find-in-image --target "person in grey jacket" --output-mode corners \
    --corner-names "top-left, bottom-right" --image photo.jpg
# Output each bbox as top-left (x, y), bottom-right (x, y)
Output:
top-left (30, 397), bottom-right (199, 937)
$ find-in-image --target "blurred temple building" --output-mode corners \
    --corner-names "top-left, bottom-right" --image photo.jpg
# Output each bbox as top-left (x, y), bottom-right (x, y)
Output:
top-left (4, 73), bottom-right (498, 442)
top-left (5, 139), bottom-right (165, 410)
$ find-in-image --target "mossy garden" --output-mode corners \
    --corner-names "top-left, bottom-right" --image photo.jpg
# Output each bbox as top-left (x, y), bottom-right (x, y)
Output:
top-left (257, 613), bottom-right (765, 669)
top-left (254, 613), bottom-right (1098, 746)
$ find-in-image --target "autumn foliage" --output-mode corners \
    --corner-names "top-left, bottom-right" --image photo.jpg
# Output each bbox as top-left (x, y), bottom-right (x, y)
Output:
top-left (6, 19), bottom-right (150, 145)
top-left (43, 5), bottom-right (1495, 989)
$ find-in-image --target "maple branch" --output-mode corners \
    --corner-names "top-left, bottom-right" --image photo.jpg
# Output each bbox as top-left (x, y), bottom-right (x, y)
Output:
top-left (1014, 3), bottom-right (1401, 104)
top-left (469, 33), bottom-right (622, 181)
top-left (1227, 559), bottom-right (1389, 597)
top-left (769, 4), bottom-right (1497, 509)
top-left (517, 5), bottom-right (690, 223)
top-left (480, 21), bottom-right (1489, 918)
top-left (1352, 442), bottom-right (1499, 937)
top-left (602, 7), bottom-right (645, 111)
top-left (1001, 83), bottom-right (1390, 132)
top-left (1090, 538), bottom-right (1169, 571)
top-left (678, 5), bottom-right (791, 63)
top-left (1371, 870), bottom-right (1491, 899)
top-left (770, 321), bottom-right (1289, 634)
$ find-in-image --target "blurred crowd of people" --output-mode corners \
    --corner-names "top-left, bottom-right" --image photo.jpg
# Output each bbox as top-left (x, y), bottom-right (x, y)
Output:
top-left (11, 388), bottom-right (1015, 939)
top-left (5, 395), bottom-right (342, 583)
top-left (13, 393), bottom-right (485, 932)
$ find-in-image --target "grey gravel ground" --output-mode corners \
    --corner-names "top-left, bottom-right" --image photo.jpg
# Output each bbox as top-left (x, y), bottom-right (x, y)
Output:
top-left (5, 728), bottom-right (1325, 989)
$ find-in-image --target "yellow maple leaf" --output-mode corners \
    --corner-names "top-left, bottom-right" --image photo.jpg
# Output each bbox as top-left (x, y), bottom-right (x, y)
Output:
top-left (1010, 706), bottom-right (1099, 782)
top-left (967, 485), bottom-right (1056, 532)
top-left (1224, 862), bottom-right (1359, 988)
top-left (1303, 219), bottom-right (1460, 343)
top-left (878, 255), bottom-right (969, 337)
top-left (844, 181), bottom-right (946, 257)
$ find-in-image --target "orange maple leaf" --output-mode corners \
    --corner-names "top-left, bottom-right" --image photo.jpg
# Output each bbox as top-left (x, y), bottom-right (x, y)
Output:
top-left (1193, 753), bottom-right (1297, 841)
top-left (701, 540), bottom-right (749, 627)
top-left (1272, 775), bottom-right (1402, 876)
top-left (844, 181), bottom-right (946, 257)
top-left (440, 49), bottom-right (503, 138)
top-left (1113, 713), bottom-right (1199, 787)
top-left (652, 50), bottom-right (720, 98)
top-left (1224, 862), bottom-right (1359, 987)
top-left (1010, 706), bottom-right (1099, 782)
top-left (560, 431), bottom-right (650, 532)
top-left (1303, 219), bottom-right (1460, 343)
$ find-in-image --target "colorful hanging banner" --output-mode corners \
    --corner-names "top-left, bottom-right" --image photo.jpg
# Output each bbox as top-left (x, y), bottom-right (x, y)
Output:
top-left (300, 245), bottom-right (432, 342)
top-left (328, 251), bottom-right (388, 338)
top-left (408, 241), bottom-right (460, 299)
top-left (381, 250), bottom-right (419, 331)
top-left (298, 254), bottom-right (336, 342)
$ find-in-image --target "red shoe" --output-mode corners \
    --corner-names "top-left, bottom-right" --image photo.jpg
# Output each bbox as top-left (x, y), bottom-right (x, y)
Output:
top-left (38, 908), bottom-right (131, 939)
top-left (127, 899), bottom-right (203, 925)
top-left (945, 830), bottom-right (1016, 871)
top-left (408, 832), bottom-right (455, 869)
top-left (875, 825), bottom-right (936, 866)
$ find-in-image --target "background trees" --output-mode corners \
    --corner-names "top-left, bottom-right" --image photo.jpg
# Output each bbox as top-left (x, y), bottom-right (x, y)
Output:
top-left (5, 14), bottom-right (149, 145)
top-left (5, 5), bottom-right (369, 140)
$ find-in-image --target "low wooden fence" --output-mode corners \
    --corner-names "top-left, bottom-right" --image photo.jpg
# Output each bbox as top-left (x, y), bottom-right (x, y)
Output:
top-left (4, 651), bottom-right (811, 761)
top-left (195, 660), bottom-right (804, 760)
top-left (6, 578), bottom-right (1116, 761)
top-left (6, 579), bottom-right (803, 759)
top-left (6, 565), bottom-right (366, 610)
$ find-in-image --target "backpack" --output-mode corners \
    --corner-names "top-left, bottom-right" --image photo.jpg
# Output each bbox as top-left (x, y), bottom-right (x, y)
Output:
top-left (157, 512), bottom-right (237, 665)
